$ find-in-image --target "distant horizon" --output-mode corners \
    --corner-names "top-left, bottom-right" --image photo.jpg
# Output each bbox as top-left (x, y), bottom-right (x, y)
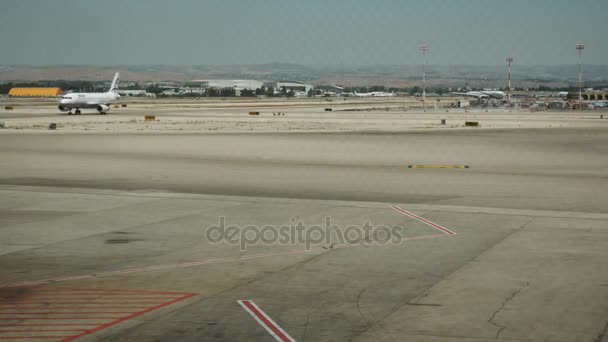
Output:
top-left (3, 63), bottom-right (608, 68)
top-left (2, 62), bottom-right (607, 88)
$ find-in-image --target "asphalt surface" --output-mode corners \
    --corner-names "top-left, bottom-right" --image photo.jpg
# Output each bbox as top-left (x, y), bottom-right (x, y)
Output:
top-left (1, 130), bottom-right (607, 211)
top-left (0, 129), bottom-right (607, 342)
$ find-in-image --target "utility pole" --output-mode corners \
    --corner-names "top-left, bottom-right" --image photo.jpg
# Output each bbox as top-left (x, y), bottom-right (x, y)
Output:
top-left (420, 44), bottom-right (428, 111)
top-left (506, 57), bottom-right (513, 105)
top-left (576, 44), bottom-right (585, 112)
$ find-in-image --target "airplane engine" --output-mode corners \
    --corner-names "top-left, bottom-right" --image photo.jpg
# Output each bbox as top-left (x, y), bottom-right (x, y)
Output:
top-left (58, 105), bottom-right (69, 111)
top-left (96, 104), bottom-right (110, 114)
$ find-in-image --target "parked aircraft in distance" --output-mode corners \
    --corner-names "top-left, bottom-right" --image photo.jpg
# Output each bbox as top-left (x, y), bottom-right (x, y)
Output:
top-left (354, 91), bottom-right (396, 97)
top-left (451, 90), bottom-right (506, 99)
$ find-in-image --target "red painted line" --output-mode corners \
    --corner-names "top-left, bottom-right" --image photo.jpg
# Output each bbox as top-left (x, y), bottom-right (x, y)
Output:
top-left (0, 249), bottom-right (322, 288)
top-left (0, 306), bottom-right (151, 309)
top-left (29, 291), bottom-right (179, 294)
top-left (391, 206), bottom-right (457, 235)
top-left (61, 293), bottom-right (197, 342)
top-left (403, 233), bottom-right (450, 241)
top-left (34, 288), bottom-right (192, 295)
top-left (238, 300), bottom-right (295, 342)
top-left (19, 294), bottom-right (178, 296)
top-left (7, 295), bottom-right (171, 298)
top-left (0, 290), bottom-right (194, 342)
top-left (0, 318), bottom-right (118, 320)
top-left (0, 302), bottom-right (170, 305)
top-left (392, 206), bottom-right (455, 235)
top-left (0, 312), bottom-right (137, 315)
top-left (0, 336), bottom-right (69, 339)
top-left (0, 325), bottom-right (98, 327)
top-left (4, 294), bottom-right (176, 300)
top-left (0, 330), bottom-right (88, 333)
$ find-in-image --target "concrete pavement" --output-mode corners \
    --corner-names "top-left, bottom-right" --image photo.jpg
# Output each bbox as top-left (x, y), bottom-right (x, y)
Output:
top-left (0, 129), bottom-right (606, 341)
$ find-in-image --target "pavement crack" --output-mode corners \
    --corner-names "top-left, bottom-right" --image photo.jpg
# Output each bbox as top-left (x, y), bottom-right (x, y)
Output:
top-left (352, 216), bottom-right (537, 341)
top-left (351, 288), bottom-right (399, 342)
top-left (595, 321), bottom-right (608, 342)
top-left (301, 299), bottom-right (326, 342)
top-left (488, 281), bottom-right (530, 338)
top-left (355, 288), bottom-right (370, 328)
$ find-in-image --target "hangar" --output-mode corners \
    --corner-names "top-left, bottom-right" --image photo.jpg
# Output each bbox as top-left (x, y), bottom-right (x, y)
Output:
top-left (273, 81), bottom-right (313, 94)
top-left (9, 87), bottom-right (64, 97)
top-left (184, 80), bottom-right (264, 91)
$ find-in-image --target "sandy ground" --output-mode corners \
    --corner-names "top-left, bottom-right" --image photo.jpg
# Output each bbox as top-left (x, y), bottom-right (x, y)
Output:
top-left (1, 98), bottom-right (607, 133)
top-left (1, 99), bottom-right (607, 342)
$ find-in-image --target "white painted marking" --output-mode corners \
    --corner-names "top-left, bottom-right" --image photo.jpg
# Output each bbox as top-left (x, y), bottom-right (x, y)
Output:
top-left (391, 206), bottom-right (457, 235)
top-left (238, 300), bottom-right (296, 342)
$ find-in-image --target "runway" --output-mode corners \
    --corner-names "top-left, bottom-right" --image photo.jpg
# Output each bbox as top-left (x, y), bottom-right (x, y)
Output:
top-left (2, 98), bottom-right (608, 132)
top-left (1, 130), bottom-right (607, 211)
top-left (0, 128), bottom-right (607, 341)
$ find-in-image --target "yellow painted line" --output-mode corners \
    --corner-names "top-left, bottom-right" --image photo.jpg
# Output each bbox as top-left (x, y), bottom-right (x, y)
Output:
top-left (408, 165), bottom-right (469, 169)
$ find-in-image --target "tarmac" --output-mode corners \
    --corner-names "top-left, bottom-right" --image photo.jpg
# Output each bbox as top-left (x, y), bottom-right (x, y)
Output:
top-left (1, 97), bottom-right (608, 132)
top-left (0, 100), bottom-right (607, 342)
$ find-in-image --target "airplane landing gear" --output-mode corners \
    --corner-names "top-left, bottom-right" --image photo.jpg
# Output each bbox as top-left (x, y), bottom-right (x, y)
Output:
top-left (75, 109), bottom-right (81, 115)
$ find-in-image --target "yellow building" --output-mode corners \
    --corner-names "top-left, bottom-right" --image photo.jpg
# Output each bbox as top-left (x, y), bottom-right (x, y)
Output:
top-left (582, 93), bottom-right (608, 101)
top-left (8, 87), bottom-right (64, 97)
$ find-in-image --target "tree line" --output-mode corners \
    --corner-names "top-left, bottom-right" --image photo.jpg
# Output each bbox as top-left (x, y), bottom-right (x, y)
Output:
top-left (2, 81), bottom-right (605, 96)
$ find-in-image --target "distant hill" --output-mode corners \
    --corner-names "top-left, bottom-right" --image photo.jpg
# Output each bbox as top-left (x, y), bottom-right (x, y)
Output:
top-left (1, 64), bottom-right (607, 89)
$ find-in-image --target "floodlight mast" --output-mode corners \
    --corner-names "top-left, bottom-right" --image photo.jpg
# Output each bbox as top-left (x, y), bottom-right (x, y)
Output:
top-left (420, 44), bottom-right (428, 110)
top-left (506, 57), bottom-right (513, 104)
top-left (576, 44), bottom-right (584, 112)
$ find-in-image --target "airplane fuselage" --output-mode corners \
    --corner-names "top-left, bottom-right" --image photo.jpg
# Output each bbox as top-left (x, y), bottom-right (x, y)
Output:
top-left (58, 72), bottom-right (120, 115)
top-left (59, 93), bottom-right (118, 107)
top-left (58, 93), bottom-right (118, 114)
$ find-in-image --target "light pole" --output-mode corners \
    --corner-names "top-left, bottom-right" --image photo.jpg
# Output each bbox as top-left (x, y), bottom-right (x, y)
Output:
top-left (576, 44), bottom-right (584, 112)
top-left (420, 44), bottom-right (428, 110)
top-left (506, 57), bottom-right (513, 105)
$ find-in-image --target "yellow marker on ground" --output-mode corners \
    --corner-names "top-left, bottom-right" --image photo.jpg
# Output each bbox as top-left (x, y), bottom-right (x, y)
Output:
top-left (408, 165), bottom-right (469, 169)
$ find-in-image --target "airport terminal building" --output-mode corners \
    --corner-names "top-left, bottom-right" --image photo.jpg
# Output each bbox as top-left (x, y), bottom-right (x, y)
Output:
top-left (184, 79), bottom-right (264, 91)
top-left (183, 79), bottom-right (313, 95)
top-left (263, 81), bottom-right (313, 95)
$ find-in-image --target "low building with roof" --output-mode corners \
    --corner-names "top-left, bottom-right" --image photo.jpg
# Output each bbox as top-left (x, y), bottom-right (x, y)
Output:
top-left (9, 87), bottom-right (63, 97)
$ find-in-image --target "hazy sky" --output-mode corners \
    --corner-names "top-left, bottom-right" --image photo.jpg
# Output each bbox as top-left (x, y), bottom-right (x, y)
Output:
top-left (1, 0), bottom-right (606, 66)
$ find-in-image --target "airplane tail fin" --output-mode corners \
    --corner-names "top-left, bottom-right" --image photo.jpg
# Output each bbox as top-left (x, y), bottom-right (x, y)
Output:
top-left (109, 72), bottom-right (120, 93)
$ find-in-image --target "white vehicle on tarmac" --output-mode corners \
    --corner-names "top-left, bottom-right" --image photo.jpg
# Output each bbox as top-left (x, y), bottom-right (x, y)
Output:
top-left (58, 72), bottom-right (120, 115)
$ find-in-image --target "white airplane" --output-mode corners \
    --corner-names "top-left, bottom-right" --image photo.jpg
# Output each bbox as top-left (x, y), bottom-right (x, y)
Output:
top-left (451, 90), bottom-right (506, 99)
top-left (58, 72), bottom-right (120, 115)
top-left (354, 91), bottom-right (396, 97)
